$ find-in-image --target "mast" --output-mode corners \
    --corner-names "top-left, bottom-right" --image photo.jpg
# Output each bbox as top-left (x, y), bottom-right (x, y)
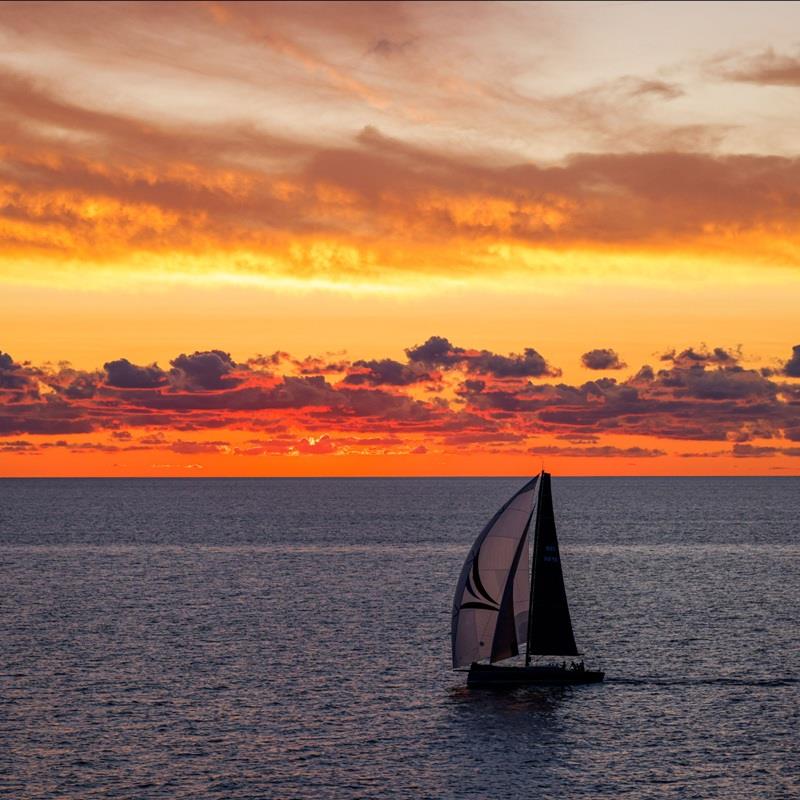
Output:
top-left (524, 471), bottom-right (545, 667)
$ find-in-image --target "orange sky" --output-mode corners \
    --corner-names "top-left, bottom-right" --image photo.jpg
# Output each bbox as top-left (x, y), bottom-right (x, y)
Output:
top-left (1, 1), bottom-right (799, 476)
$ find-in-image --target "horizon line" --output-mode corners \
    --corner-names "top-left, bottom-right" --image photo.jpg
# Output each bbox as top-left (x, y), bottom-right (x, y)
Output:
top-left (0, 474), bottom-right (797, 480)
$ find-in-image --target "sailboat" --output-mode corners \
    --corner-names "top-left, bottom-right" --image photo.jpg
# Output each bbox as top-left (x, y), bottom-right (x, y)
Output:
top-left (452, 471), bottom-right (604, 686)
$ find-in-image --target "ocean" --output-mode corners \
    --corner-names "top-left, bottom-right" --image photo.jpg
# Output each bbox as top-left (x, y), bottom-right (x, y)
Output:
top-left (1, 477), bottom-right (798, 799)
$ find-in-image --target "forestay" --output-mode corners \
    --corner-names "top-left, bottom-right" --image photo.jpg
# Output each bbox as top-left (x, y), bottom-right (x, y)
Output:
top-left (451, 475), bottom-right (539, 668)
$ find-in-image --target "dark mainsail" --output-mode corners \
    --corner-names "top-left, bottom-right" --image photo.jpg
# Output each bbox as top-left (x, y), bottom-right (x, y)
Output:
top-left (526, 472), bottom-right (579, 657)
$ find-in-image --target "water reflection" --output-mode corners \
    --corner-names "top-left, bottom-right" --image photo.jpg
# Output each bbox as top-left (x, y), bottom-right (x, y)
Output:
top-left (447, 682), bottom-right (573, 712)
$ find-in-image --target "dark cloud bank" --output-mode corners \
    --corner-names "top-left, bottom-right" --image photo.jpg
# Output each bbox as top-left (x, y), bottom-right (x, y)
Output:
top-left (1, 339), bottom-right (799, 458)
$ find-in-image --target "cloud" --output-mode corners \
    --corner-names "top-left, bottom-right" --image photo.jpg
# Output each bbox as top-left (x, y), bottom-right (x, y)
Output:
top-left (660, 365), bottom-right (775, 401)
top-left (369, 38), bottom-right (416, 58)
top-left (169, 350), bottom-right (241, 390)
top-left (44, 366), bottom-right (102, 399)
top-left (660, 346), bottom-right (740, 367)
top-left (405, 336), bottom-right (559, 377)
top-left (530, 445), bottom-right (666, 458)
top-left (626, 79), bottom-right (684, 100)
top-left (732, 443), bottom-right (800, 458)
top-left (232, 433), bottom-right (405, 457)
top-left (784, 427), bottom-right (800, 442)
top-left (169, 439), bottom-right (230, 454)
top-left (139, 433), bottom-right (167, 445)
top-left (463, 345), bottom-right (795, 443)
top-left (344, 358), bottom-right (433, 386)
top-left (270, 375), bottom-right (342, 410)
top-left (782, 344), bottom-right (800, 378)
top-left (0, 413), bottom-right (94, 436)
top-left (4, 2), bottom-right (800, 299)
top-left (581, 348), bottom-right (626, 370)
top-left (0, 439), bottom-right (36, 452)
top-left (467, 348), bottom-right (560, 378)
top-left (39, 439), bottom-right (119, 453)
top-left (1, 342), bottom-right (799, 460)
top-left (0, 351), bottom-right (32, 391)
top-left (406, 336), bottom-right (466, 367)
top-left (292, 355), bottom-right (349, 375)
top-left (444, 431), bottom-right (527, 446)
top-left (335, 385), bottom-right (435, 422)
top-left (104, 358), bottom-right (168, 389)
top-left (714, 48), bottom-right (800, 87)
top-left (296, 435), bottom-right (337, 455)
top-left (6, 59), bottom-right (800, 286)
top-left (555, 433), bottom-right (600, 444)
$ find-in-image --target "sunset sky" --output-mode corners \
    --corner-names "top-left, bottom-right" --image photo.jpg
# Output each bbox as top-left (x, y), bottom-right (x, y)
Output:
top-left (1, 0), bottom-right (799, 476)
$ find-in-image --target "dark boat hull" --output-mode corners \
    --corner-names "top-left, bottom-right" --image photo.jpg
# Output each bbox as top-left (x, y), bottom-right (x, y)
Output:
top-left (466, 662), bottom-right (604, 686)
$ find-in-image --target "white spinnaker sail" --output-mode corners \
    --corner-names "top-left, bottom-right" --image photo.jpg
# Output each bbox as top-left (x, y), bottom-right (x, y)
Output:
top-left (451, 476), bottom-right (539, 668)
top-left (511, 521), bottom-right (531, 651)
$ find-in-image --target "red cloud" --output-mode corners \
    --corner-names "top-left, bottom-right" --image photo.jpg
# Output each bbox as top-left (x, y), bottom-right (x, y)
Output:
top-left (1, 341), bottom-right (798, 463)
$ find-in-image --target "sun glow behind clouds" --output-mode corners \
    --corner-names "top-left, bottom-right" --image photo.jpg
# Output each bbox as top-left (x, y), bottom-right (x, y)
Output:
top-left (1, 238), bottom-right (795, 301)
top-left (1, 338), bottom-right (799, 477)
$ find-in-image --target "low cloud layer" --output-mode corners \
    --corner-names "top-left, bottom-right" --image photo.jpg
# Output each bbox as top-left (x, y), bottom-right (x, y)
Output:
top-left (1, 338), bottom-right (798, 464)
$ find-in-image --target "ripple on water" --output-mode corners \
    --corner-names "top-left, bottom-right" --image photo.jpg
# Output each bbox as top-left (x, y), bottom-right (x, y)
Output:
top-left (0, 477), bottom-right (798, 799)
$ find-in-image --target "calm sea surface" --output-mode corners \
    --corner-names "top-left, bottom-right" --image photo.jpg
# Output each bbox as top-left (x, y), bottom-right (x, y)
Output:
top-left (1, 477), bottom-right (799, 799)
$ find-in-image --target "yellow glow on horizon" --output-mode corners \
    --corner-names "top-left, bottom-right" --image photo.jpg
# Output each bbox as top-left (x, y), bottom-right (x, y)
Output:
top-left (2, 234), bottom-right (799, 299)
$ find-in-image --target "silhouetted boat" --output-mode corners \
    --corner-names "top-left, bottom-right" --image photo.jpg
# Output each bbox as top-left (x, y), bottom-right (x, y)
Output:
top-left (452, 471), bottom-right (604, 686)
